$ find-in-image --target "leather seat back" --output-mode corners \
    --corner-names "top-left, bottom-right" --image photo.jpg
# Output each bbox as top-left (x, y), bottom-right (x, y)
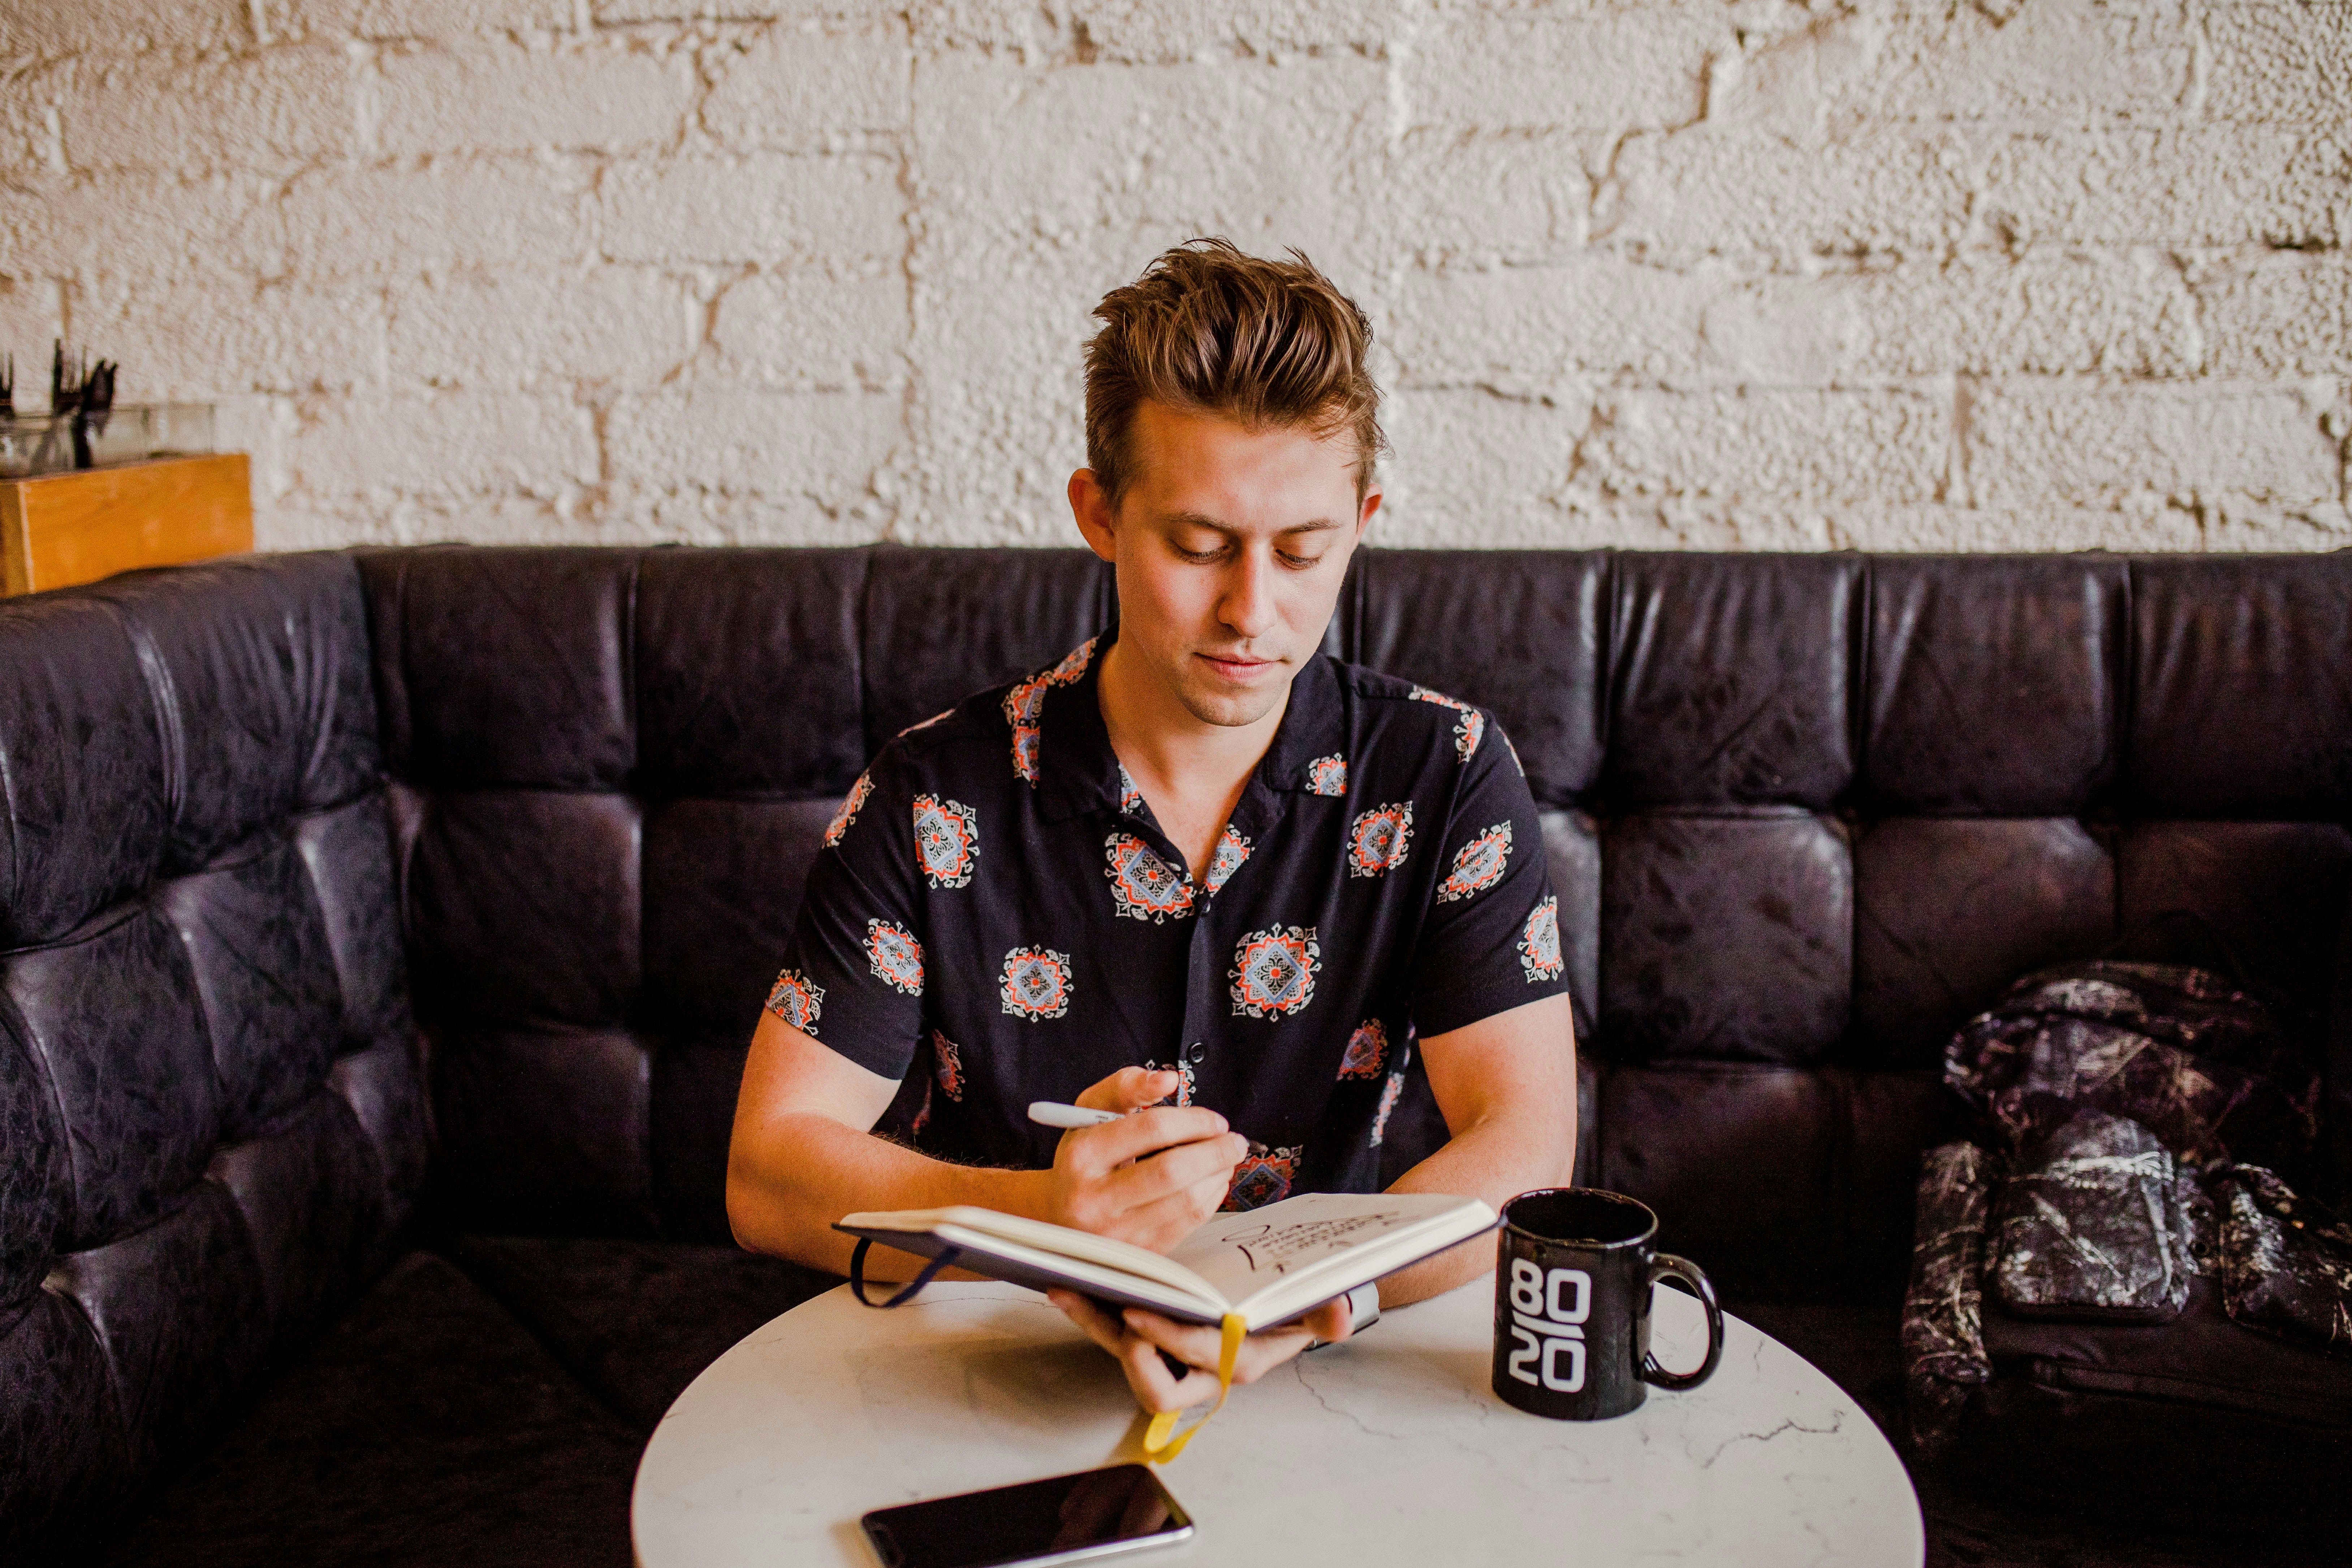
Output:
top-left (365, 544), bottom-right (2352, 1300)
top-left (1345, 549), bottom-right (2352, 1297)
top-left (14, 540), bottom-right (2342, 1553)
top-left (358, 545), bottom-right (1118, 1237)
top-left (0, 554), bottom-right (426, 1546)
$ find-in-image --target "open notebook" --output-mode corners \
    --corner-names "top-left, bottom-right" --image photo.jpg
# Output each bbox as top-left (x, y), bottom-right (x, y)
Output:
top-left (834, 1190), bottom-right (1497, 1331)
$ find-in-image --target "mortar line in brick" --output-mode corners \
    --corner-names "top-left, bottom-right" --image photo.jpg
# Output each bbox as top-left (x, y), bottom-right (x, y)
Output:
top-left (681, 18), bottom-right (731, 152)
top-left (2182, 2), bottom-right (2211, 119)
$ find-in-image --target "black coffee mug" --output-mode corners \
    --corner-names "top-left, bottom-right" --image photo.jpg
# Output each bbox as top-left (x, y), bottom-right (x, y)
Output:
top-left (1491, 1188), bottom-right (1724, 1420)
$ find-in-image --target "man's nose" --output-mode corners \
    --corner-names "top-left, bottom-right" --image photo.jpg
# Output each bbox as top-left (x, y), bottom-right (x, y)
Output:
top-left (1218, 549), bottom-right (1280, 640)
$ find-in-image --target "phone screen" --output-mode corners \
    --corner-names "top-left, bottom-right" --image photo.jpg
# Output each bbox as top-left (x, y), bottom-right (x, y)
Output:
top-left (860, 1464), bottom-right (1194, 1568)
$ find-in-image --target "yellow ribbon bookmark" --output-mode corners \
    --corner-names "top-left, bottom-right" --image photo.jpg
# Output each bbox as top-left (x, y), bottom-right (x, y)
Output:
top-left (1139, 1313), bottom-right (1247, 1464)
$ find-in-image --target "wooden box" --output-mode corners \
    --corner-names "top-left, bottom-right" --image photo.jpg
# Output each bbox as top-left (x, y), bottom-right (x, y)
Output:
top-left (1, 453), bottom-right (253, 597)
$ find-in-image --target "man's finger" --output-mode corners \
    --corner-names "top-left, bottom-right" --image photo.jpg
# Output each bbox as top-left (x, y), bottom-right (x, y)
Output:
top-left (1073, 1066), bottom-right (1177, 1114)
top-left (1184, 1163), bottom-right (1238, 1218)
top-left (1068, 1106), bottom-right (1231, 1174)
top-left (1054, 1291), bottom-right (1220, 1413)
top-left (1091, 1171), bottom-right (1242, 1260)
top-left (1228, 1325), bottom-right (1317, 1385)
top-left (1121, 1298), bottom-right (1356, 1388)
top-left (1047, 1290), bottom-right (1129, 1356)
top-left (1123, 1308), bottom-right (1315, 1392)
top-left (1122, 1336), bottom-right (1218, 1412)
top-left (1120, 1307), bottom-right (1227, 1370)
top-left (1104, 1165), bottom-right (1246, 1249)
top-left (1096, 1129), bottom-right (1243, 1207)
top-left (1301, 1297), bottom-right (1353, 1344)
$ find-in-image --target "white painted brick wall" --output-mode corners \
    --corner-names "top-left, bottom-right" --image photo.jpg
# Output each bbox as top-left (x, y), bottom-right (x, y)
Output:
top-left (1, 0), bottom-right (2345, 552)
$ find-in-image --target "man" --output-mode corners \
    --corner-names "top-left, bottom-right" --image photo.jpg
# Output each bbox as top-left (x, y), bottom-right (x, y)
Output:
top-left (729, 239), bottom-right (1578, 1415)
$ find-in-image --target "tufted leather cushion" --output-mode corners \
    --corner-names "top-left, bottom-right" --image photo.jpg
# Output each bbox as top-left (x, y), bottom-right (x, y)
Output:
top-left (1859, 556), bottom-right (2124, 816)
top-left (351, 543), bottom-right (2352, 1300)
top-left (9, 541), bottom-right (2352, 1560)
top-left (858, 546), bottom-right (1116, 750)
top-left (1349, 549), bottom-right (1605, 807)
top-left (0, 556), bottom-right (425, 1552)
top-left (2127, 557), bottom-right (2352, 818)
top-left (359, 545), bottom-right (1117, 1239)
top-left (1333, 549), bottom-right (2352, 1296)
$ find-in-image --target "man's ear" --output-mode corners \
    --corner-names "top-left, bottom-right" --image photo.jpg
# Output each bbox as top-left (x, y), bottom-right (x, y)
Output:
top-left (1353, 484), bottom-right (1383, 543)
top-left (1069, 469), bottom-right (1119, 564)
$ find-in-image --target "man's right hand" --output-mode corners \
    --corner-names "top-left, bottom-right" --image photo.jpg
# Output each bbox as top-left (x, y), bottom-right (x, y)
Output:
top-left (1040, 1067), bottom-right (1245, 1252)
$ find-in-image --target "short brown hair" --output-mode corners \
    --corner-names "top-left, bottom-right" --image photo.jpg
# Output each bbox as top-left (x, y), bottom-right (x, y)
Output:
top-left (1083, 238), bottom-right (1385, 510)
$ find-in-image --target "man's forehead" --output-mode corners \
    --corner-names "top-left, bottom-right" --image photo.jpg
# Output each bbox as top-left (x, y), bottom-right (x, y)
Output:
top-left (1122, 403), bottom-right (1366, 527)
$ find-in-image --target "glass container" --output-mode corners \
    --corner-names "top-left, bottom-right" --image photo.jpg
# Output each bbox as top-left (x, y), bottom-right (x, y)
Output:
top-left (0, 416), bottom-right (74, 478)
top-left (81, 403), bottom-right (217, 467)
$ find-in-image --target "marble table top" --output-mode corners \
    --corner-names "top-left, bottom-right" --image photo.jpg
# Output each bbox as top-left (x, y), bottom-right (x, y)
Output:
top-left (632, 1275), bottom-right (1924, 1568)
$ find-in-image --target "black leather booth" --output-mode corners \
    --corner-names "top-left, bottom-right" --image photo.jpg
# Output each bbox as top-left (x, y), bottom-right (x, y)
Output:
top-left (3, 545), bottom-right (2347, 1565)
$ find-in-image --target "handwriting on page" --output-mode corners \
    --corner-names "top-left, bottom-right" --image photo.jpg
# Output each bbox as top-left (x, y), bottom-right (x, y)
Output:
top-left (1222, 1214), bottom-right (1399, 1274)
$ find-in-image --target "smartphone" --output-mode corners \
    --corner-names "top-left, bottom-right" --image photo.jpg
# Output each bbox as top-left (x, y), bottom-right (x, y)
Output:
top-left (860, 1463), bottom-right (1195, 1568)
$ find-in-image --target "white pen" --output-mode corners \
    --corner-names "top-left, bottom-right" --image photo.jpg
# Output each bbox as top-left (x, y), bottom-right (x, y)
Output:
top-left (1026, 1100), bottom-right (1123, 1130)
top-left (1027, 1100), bottom-right (1269, 1156)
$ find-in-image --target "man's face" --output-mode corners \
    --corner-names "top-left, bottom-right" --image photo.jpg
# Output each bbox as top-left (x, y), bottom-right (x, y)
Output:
top-left (1073, 400), bottom-right (1378, 730)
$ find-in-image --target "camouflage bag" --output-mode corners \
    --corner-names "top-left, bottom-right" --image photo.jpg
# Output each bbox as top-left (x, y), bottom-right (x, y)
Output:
top-left (1989, 1107), bottom-right (2204, 1325)
top-left (1906, 961), bottom-right (2348, 1455)
top-left (2217, 1165), bottom-right (2352, 1359)
top-left (1943, 960), bottom-right (2320, 1179)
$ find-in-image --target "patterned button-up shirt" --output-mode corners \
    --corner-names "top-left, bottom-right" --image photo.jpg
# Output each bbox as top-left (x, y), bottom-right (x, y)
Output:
top-left (769, 628), bottom-right (1568, 1208)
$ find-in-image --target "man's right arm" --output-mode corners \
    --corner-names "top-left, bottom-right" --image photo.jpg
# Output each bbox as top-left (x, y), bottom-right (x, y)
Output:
top-left (726, 1011), bottom-right (1245, 1278)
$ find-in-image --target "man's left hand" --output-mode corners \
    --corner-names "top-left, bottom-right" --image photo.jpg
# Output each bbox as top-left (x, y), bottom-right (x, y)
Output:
top-left (1046, 1290), bottom-right (1354, 1414)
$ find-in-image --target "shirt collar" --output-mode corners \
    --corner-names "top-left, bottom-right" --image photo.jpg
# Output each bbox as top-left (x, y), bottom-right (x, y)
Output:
top-left (1256, 652), bottom-right (1348, 796)
top-left (1033, 629), bottom-right (1349, 824)
top-left (1034, 637), bottom-right (1122, 824)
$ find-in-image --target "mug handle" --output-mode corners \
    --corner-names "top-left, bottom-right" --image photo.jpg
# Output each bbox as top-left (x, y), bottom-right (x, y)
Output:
top-left (1641, 1253), bottom-right (1724, 1392)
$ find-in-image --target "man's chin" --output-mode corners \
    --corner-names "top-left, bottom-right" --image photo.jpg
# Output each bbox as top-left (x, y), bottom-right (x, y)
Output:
top-left (1174, 681), bottom-right (1285, 730)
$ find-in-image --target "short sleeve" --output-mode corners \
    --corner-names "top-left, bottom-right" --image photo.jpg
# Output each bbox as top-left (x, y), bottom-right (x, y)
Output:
top-left (1408, 718), bottom-right (1571, 1039)
top-left (769, 750), bottom-right (929, 1081)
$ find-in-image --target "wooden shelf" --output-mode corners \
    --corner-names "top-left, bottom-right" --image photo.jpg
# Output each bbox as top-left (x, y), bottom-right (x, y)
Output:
top-left (1, 453), bottom-right (253, 597)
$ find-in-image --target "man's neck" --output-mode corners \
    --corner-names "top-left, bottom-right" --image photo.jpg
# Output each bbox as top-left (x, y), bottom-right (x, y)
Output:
top-left (1096, 638), bottom-right (1291, 882)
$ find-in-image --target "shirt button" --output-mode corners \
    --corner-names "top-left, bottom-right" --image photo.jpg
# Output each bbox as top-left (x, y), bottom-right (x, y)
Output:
top-left (1187, 1042), bottom-right (1205, 1063)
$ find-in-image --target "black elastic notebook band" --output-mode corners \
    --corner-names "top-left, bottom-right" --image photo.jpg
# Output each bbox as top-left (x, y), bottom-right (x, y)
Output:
top-left (848, 1237), bottom-right (963, 1308)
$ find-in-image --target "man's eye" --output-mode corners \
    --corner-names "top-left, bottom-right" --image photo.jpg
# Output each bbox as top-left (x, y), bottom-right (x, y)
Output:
top-left (1278, 550), bottom-right (1323, 570)
top-left (1173, 542), bottom-right (1224, 563)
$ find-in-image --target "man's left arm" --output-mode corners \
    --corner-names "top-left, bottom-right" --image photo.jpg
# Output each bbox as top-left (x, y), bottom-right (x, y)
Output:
top-left (1375, 990), bottom-right (1578, 1306)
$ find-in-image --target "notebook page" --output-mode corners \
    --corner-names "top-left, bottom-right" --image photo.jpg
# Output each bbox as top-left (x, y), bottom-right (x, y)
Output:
top-left (1165, 1192), bottom-right (1492, 1324)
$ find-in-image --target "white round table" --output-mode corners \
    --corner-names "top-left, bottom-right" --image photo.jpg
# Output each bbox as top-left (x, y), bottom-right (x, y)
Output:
top-left (632, 1276), bottom-right (1924, 1568)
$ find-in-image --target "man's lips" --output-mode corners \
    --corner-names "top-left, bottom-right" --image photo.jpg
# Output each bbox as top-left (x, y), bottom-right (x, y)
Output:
top-left (1197, 652), bottom-right (1279, 678)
